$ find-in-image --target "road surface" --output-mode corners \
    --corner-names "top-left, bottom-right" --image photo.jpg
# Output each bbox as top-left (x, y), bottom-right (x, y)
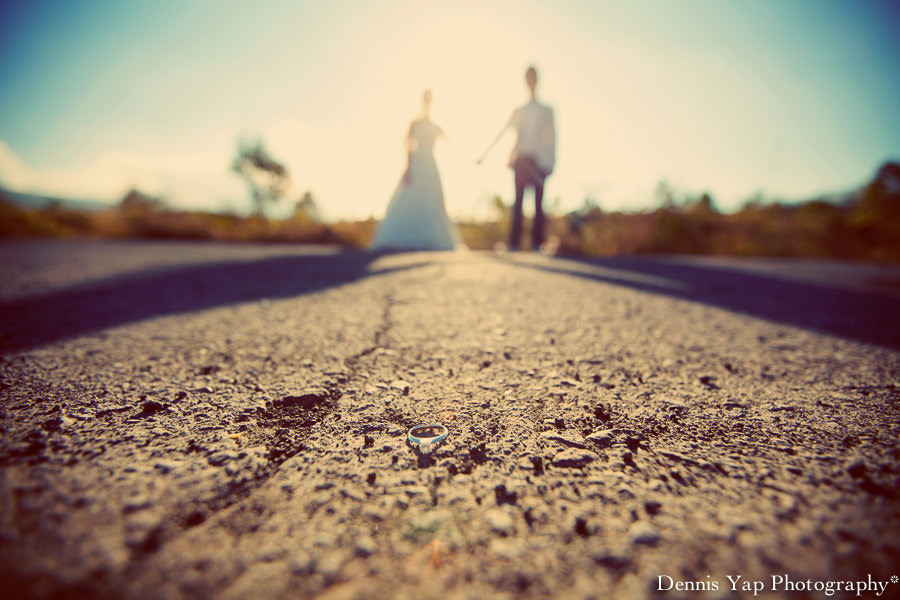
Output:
top-left (1, 240), bottom-right (899, 599)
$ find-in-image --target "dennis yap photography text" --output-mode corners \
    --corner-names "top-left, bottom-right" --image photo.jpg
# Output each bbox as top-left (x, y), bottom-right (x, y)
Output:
top-left (657, 573), bottom-right (898, 597)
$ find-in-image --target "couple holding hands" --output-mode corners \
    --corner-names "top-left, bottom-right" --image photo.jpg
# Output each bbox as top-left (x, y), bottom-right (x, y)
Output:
top-left (371, 66), bottom-right (556, 253)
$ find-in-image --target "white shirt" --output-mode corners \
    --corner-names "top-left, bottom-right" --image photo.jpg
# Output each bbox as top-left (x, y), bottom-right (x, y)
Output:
top-left (507, 99), bottom-right (556, 174)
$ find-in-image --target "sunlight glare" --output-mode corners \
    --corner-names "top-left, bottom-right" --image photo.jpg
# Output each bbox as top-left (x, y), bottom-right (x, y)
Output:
top-left (342, 2), bottom-right (535, 219)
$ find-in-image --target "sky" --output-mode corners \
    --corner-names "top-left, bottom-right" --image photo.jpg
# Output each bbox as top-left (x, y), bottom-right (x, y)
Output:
top-left (1, 0), bottom-right (899, 220)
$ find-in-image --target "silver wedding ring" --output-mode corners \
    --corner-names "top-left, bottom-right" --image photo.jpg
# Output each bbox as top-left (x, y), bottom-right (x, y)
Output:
top-left (408, 424), bottom-right (449, 453)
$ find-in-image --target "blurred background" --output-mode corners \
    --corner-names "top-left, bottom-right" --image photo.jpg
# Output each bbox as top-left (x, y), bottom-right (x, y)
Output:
top-left (1, 0), bottom-right (898, 258)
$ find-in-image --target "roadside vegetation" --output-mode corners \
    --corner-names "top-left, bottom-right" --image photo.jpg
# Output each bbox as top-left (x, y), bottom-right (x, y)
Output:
top-left (2, 161), bottom-right (898, 262)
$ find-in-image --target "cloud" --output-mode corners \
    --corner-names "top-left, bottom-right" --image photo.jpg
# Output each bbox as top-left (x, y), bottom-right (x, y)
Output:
top-left (1, 138), bottom-right (125, 201)
top-left (1, 114), bottom-right (410, 220)
top-left (0, 137), bottom-right (251, 211)
top-left (0, 140), bottom-right (31, 190)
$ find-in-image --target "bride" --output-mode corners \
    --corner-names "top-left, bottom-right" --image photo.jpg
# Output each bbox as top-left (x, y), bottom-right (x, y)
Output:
top-left (370, 90), bottom-right (462, 251)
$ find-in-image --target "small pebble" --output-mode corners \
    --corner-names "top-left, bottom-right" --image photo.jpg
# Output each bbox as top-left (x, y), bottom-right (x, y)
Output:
top-left (355, 535), bottom-right (379, 557)
top-left (540, 430), bottom-right (586, 449)
top-left (627, 521), bottom-right (660, 545)
top-left (551, 449), bottom-right (595, 469)
top-left (484, 508), bottom-right (516, 535)
top-left (585, 430), bottom-right (614, 448)
top-left (846, 457), bottom-right (867, 479)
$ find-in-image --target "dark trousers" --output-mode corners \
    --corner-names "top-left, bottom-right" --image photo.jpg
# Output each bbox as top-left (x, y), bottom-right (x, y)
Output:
top-left (511, 155), bottom-right (546, 249)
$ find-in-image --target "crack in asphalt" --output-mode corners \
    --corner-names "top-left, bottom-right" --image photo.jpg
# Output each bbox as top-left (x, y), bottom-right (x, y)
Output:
top-left (164, 289), bottom-right (404, 529)
top-left (344, 290), bottom-right (397, 367)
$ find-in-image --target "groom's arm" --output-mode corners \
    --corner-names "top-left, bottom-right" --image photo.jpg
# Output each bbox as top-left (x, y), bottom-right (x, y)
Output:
top-left (477, 127), bottom-right (506, 164)
top-left (477, 114), bottom-right (514, 164)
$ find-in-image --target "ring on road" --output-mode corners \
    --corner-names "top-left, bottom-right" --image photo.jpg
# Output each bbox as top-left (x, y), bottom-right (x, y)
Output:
top-left (408, 424), bottom-right (448, 452)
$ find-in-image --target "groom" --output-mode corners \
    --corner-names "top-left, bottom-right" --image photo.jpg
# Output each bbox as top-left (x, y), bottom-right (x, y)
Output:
top-left (479, 66), bottom-right (556, 251)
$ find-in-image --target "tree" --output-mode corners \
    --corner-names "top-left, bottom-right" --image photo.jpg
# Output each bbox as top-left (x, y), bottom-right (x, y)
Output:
top-left (293, 191), bottom-right (321, 224)
top-left (851, 161), bottom-right (900, 233)
top-left (863, 161), bottom-right (900, 216)
top-left (741, 191), bottom-right (766, 211)
top-left (230, 139), bottom-right (290, 218)
top-left (119, 188), bottom-right (165, 212)
top-left (654, 180), bottom-right (677, 209)
top-left (689, 192), bottom-right (718, 214)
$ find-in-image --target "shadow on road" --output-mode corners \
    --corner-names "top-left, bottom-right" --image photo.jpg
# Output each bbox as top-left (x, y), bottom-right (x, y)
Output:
top-left (3, 248), bottom-right (899, 353)
top-left (502, 254), bottom-right (900, 351)
top-left (0, 250), bottom-right (429, 353)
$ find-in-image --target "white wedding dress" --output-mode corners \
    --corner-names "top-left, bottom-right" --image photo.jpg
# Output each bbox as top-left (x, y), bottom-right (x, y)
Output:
top-left (370, 118), bottom-right (462, 251)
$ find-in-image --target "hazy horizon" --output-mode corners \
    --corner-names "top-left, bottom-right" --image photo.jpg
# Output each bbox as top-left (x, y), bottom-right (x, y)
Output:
top-left (1, 0), bottom-right (898, 221)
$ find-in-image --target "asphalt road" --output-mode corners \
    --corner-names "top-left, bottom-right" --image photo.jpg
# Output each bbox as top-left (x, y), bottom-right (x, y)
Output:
top-left (1, 240), bottom-right (899, 599)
